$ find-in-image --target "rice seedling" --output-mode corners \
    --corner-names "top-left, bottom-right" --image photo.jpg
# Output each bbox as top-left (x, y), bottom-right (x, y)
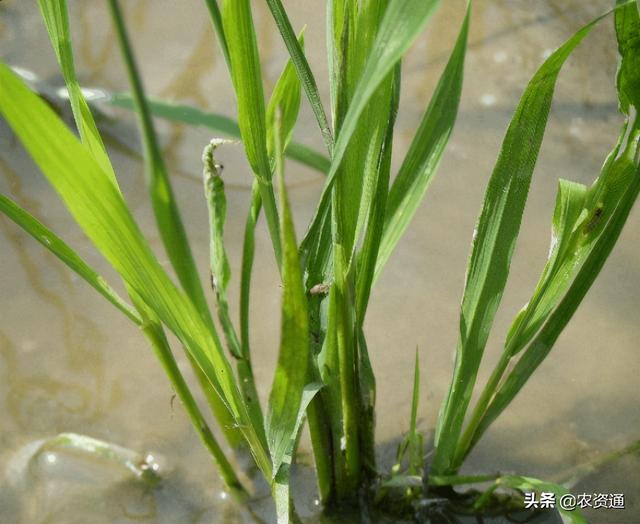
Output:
top-left (1, 0), bottom-right (639, 522)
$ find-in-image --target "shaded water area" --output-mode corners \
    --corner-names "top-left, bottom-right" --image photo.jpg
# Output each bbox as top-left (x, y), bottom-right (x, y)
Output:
top-left (1, 0), bottom-right (639, 522)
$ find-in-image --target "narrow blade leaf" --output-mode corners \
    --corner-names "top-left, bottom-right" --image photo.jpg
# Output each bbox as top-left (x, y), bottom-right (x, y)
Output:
top-left (266, 114), bottom-right (310, 477)
top-left (36, 0), bottom-right (118, 187)
top-left (0, 193), bottom-right (140, 325)
top-left (265, 0), bottom-right (334, 153)
top-left (220, 0), bottom-right (282, 266)
top-left (266, 32), bottom-right (305, 163)
top-left (107, 94), bottom-right (330, 173)
top-left (107, 0), bottom-right (212, 321)
top-left (375, 5), bottom-right (470, 280)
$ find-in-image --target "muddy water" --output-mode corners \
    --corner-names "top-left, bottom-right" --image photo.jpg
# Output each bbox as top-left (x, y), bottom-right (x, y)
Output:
top-left (1, 0), bottom-right (638, 522)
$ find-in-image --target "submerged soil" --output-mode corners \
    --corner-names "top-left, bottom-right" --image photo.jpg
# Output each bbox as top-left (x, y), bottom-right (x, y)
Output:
top-left (1, 0), bottom-right (639, 522)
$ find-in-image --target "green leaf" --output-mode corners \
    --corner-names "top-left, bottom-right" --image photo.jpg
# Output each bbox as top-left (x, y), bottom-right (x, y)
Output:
top-left (354, 61), bottom-right (401, 322)
top-left (0, 193), bottom-right (140, 325)
top-left (272, 383), bottom-right (322, 524)
top-left (235, 32), bottom-right (306, 439)
top-left (451, 179), bottom-right (590, 466)
top-left (220, 0), bottom-right (282, 266)
top-left (504, 138), bottom-right (637, 360)
top-left (107, 0), bottom-right (212, 322)
top-left (503, 2), bottom-right (640, 357)
top-left (375, 5), bottom-right (470, 281)
top-left (333, 242), bottom-right (360, 490)
top-left (35, 0), bottom-right (118, 187)
top-left (432, 10), bottom-right (611, 476)
top-left (203, 0), bottom-right (231, 71)
top-left (266, 32), bottom-right (304, 162)
top-left (335, 0), bottom-right (397, 261)
top-left (271, 382), bottom-right (322, 524)
top-left (503, 179), bottom-right (589, 356)
top-left (136, 306), bottom-right (248, 497)
top-left (428, 473), bottom-right (501, 487)
top-left (266, 113), bottom-right (310, 478)
top-left (333, 0), bottom-right (440, 168)
top-left (239, 28), bottom-right (304, 356)
top-left (615, 0), bottom-right (640, 114)
top-left (393, 348), bottom-right (424, 477)
top-left (107, 94), bottom-right (330, 173)
top-left (408, 349), bottom-right (422, 472)
top-left (220, 0), bottom-right (268, 178)
top-left (240, 181), bottom-right (262, 360)
top-left (265, 0), bottom-right (333, 153)
top-left (301, 0), bottom-right (442, 257)
top-left (106, 2), bottom-right (247, 451)
top-left (0, 63), bottom-right (271, 477)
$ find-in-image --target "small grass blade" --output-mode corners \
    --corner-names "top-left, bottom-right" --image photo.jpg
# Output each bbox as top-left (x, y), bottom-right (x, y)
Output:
top-left (503, 180), bottom-right (589, 355)
top-left (333, 242), bottom-right (360, 492)
top-left (500, 0), bottom-right (640, 356)
top-left (235, 34), bottom-right (306, 437)
top-left (203, 0), bottom-right (231, 70)
top-left (266, 113), bottom-right (310, 478)
top-left (331, 0), bottom-right (441, 171)
top-left (220, 0), bottom-right (282, 267)
top-left (107, 0), bottom-right (248, 451)
top-left (272, 383), bottom-right (322, 524)
top-left (354, 61), bottom-right (401, 322)
top-left (266, 32), bottom-right (304, 163)
top-left (614, 0), bottom-right (640, 115)
top-left (35, 0), bottom-right (118, 187)
top-left (107, 0), bottom-right (212, 323)
top-left (235, 33), bottom-right (306, 351)
top-left (265, 0), bottom-right (334, 153)
top-left (432, 11), bottom-right (613, 476)
top-left (221, 0), bottom-right (269, 176)
top-left (375, 4), bottom-right (470, 281)
top-left (393, 349), bottom-right (423, 478)
top-left (107, 94), bottom-right (330, 173)
top-left (335, 1), bottom-right (397, 262)
top-left (240, 182), bottom-right (262, 361)
top-left (351, 61), bottom-right (403, 478)
top-left (450, 179), bottom-right (589, 465)
top-left (0, 193), bottom-right (140, 325)
top-left (557, 438), bottom-right (640, 487)
top-left (136, 306), bottom-right (248, 498)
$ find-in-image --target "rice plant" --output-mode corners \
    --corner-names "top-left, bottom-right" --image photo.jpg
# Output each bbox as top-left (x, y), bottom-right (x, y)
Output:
top-left (0, 0), bottom-right (639, 522)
